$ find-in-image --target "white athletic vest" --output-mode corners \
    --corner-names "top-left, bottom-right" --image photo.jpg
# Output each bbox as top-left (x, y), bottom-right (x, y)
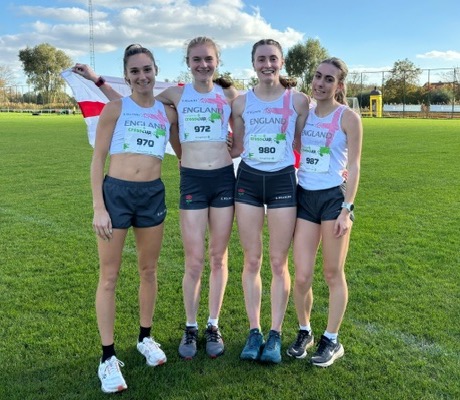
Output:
top-left (110, 96), bottom-right (170, 160)
top-left (241, 89), bottom-right (297, 172)
top-left (297, 105), bottom-right (348, 190)
top-left (177, 83), bottom-right (230, 143)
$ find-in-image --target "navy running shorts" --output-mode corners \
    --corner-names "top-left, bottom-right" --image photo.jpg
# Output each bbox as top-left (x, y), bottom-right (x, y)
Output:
top-left (234, 161), bottom-right (297, 209)
top-left (179, 164), bottom-right (235, 210)
top-left (102, 175), bottom-right (167, 228)
top-left (296, 183), bottom-right (354, 224)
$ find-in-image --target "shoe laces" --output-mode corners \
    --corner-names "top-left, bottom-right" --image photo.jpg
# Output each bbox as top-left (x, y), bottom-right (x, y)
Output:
top-left (247, 331), bottom-right (262, 349)
top-left (104, 357), bottom-right (124, 377)
top-left (183, 327), bottom-right (198, 344)
top-left (265, 331), bottom-right (280, 350)
top-left (143, 337), bottom-right (161, 351)
top-left (205, 325), bottom-right (221, 343)
top-left (294, 330), bottom-right (310, 347)
top-left (316, 336), bottom-right (333, 356)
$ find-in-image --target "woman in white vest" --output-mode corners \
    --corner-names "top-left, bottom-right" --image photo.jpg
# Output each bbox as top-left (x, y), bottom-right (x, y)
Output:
top-left (154, 37), bottom-right (239, 360)
top-left (230, 39), bottom-right (310, 364)
top-left (73, 37), bottom-right (239, 360)
top-left (287, 57), bottom-right (362, 367)
top-left (88, 44), bottom-right (180, 393)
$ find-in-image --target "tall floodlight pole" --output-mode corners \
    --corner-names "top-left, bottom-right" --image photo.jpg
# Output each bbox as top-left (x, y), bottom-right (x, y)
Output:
top-left (88, 0), bottom-right (95, 69)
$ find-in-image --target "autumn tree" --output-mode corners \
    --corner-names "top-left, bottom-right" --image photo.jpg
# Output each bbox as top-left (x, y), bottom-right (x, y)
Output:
top-left (0, 64), bottom-right (16, 104)
top-left (0, 64), bottom-right (15, 87)
top-left (284, 38), bottom-right (329, 93)
top-left (18, 43), bottom-right (73, 104)
top-left (383, 59), bottom-right (421, 103)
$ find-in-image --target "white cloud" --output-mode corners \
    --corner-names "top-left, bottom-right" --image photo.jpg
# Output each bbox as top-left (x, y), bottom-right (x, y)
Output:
top-left (416, 50), bottom-right (460, 61)
top-left (2, 1), bottom-right (304, 56)
top-left (0, 0), bottom-right (305, 81)
top-left (19, 6), bottom-right (94, 22)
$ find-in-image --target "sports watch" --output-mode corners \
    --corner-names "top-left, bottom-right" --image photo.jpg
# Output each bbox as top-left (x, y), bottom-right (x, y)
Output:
top-left (95, 76), bottom-right (106, 87)
top-left (341, 202), bottom-right (354, 212)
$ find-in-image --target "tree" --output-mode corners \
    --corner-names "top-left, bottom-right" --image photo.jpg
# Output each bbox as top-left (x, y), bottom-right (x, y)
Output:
top-left (175, 70), bottom-right (192, 83)
top-left (439, 67), bottom-right (460, 103)
top-left (18, 43), bottom-right (73, 104)
top-left (0, 64), bottom-right (16, 87)
top-left (246, 77), bottom-right (258, 90)
top-left (383, 59), bottom-right (421, 104)
top-left (219, 71), bottom-right (246, 91)
top-left (0, 64), bottom-right (16, 104)
top-left (284, 38), bottom-right (329, 93)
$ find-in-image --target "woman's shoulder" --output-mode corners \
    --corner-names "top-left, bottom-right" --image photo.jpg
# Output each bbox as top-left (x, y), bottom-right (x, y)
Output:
top-left (102, 97), bottom-right (123, 115)
top-left (231, 91), bottom-right (247, 109)
top-left (156, 85), bottom-right (184, 106)
top-left (223, 85), bottom-right (240, 103)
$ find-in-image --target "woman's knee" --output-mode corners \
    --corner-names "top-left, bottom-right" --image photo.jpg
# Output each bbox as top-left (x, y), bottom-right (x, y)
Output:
top-left (323, 268), bottom-right (345, 287)
top-left (138, 263), bottom-right (158, 283)
top-left (294, 272), bottom-right (313, 290)
top-left (270, 255), bottom-right (288, 277)
top-left (98, 272), bottom-right (119, 292)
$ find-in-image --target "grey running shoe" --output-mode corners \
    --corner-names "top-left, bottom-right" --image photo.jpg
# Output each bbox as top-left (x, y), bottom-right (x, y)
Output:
top-left (260, 330), bottom-right (282, 364)
top-left (178, 326), bottom-right (198, 360)
top-left (204, 323), bottom-right (225, 358)
top-left (310, 335), bottom-right (344, 367)
top-left (240, 328), bottom-right (265, 361)
top-left (286, 329), bottom-right (314, 359)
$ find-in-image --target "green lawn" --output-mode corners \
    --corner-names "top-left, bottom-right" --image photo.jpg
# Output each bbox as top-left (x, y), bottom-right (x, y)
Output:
top-left (0, 114), bottom-right (459, 400)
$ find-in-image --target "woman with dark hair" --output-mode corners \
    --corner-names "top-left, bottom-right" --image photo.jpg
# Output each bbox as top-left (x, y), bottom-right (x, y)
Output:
top-left (230, 39), bottom-right (310, 364)
top-left (87, 44), bottom-right (180, 393)
top-left (287, 57), bottom-right (362, 367)
top-left (74, 36), bottom-right (239, 361)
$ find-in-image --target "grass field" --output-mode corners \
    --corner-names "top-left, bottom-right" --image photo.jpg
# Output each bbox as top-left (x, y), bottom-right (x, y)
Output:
top-left (0, 113), bottom-right (459, 400)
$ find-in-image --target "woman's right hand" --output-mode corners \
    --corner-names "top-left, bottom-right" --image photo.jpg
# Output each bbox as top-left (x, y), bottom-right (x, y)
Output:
top-left (93, 208), bottom-right (113, 241)
top-left (72, 63), bottom-right (99, 83)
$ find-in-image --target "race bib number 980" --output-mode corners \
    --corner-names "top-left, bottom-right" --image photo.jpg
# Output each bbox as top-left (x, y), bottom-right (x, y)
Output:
top-left (248, 133), bottom-right (286, 162)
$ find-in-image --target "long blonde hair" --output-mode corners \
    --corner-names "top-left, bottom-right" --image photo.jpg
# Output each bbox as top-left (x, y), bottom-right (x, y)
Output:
top-left (185, 36), bottom-right (233, 88)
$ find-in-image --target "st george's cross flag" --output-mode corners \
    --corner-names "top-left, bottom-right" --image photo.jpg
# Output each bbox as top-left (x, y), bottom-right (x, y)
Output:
top-left (61, 69), bottom-right (245, 170)
top-left (60, 68), bottom-right (177, 152)
top-left (60, 69), bottom-right (293, 170)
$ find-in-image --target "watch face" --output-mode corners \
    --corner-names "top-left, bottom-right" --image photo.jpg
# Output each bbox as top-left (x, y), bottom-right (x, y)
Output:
top-left (349, 204), bottom-right (354, 211)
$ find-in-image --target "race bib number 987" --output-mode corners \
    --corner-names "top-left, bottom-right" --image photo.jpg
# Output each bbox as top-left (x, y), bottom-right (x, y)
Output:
top-left (299, 145), bottom-right (330, 172)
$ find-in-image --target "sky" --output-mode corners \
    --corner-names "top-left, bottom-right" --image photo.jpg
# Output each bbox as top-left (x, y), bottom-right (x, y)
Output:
top-left (1, 0), bottom-right (460, 86)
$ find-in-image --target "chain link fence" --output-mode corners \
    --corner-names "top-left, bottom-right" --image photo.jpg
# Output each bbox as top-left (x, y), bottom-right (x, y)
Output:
top-left (347, 67), bottom-right (459, 118)
top-left (1, 67), bottom-right (459, 118)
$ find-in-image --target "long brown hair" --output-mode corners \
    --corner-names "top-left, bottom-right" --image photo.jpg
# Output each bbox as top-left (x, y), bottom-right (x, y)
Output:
top-left (123, 44), bottom-right (158, 84)
top-left (319, 57), bottom-right (348, 105)
top-left (251, 39), bottom-right (297, 89)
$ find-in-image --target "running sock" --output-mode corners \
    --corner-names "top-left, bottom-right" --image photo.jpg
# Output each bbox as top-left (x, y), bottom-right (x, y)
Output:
top-left (139, 326), bottom-right (152, 343)
top-left (207, 317), bottom-right (219, 327)
top-left (101, 343), bottom-right (116, 363)
top-left (299, 324), bottom-right (311, 333)
top-left (324, 330), bottom-right (338, 343)
top-left (186, 322), bottom-right (198, 329)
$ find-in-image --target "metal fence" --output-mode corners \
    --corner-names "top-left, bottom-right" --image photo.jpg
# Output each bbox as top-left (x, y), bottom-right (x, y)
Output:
top-left (347, 67), bottom-right (459, 118)
top-left (1, 67), bottom-right (459, 118)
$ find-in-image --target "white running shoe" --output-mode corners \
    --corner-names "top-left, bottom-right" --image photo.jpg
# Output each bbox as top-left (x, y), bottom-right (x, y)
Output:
top-left (137, 337), bottom-right (167, 366)
top-left (97, 356), bottom-right (127, 393)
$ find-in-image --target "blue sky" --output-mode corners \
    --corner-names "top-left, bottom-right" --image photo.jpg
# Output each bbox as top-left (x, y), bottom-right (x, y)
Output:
top-left (2, 0), bottom-right (459, 85)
